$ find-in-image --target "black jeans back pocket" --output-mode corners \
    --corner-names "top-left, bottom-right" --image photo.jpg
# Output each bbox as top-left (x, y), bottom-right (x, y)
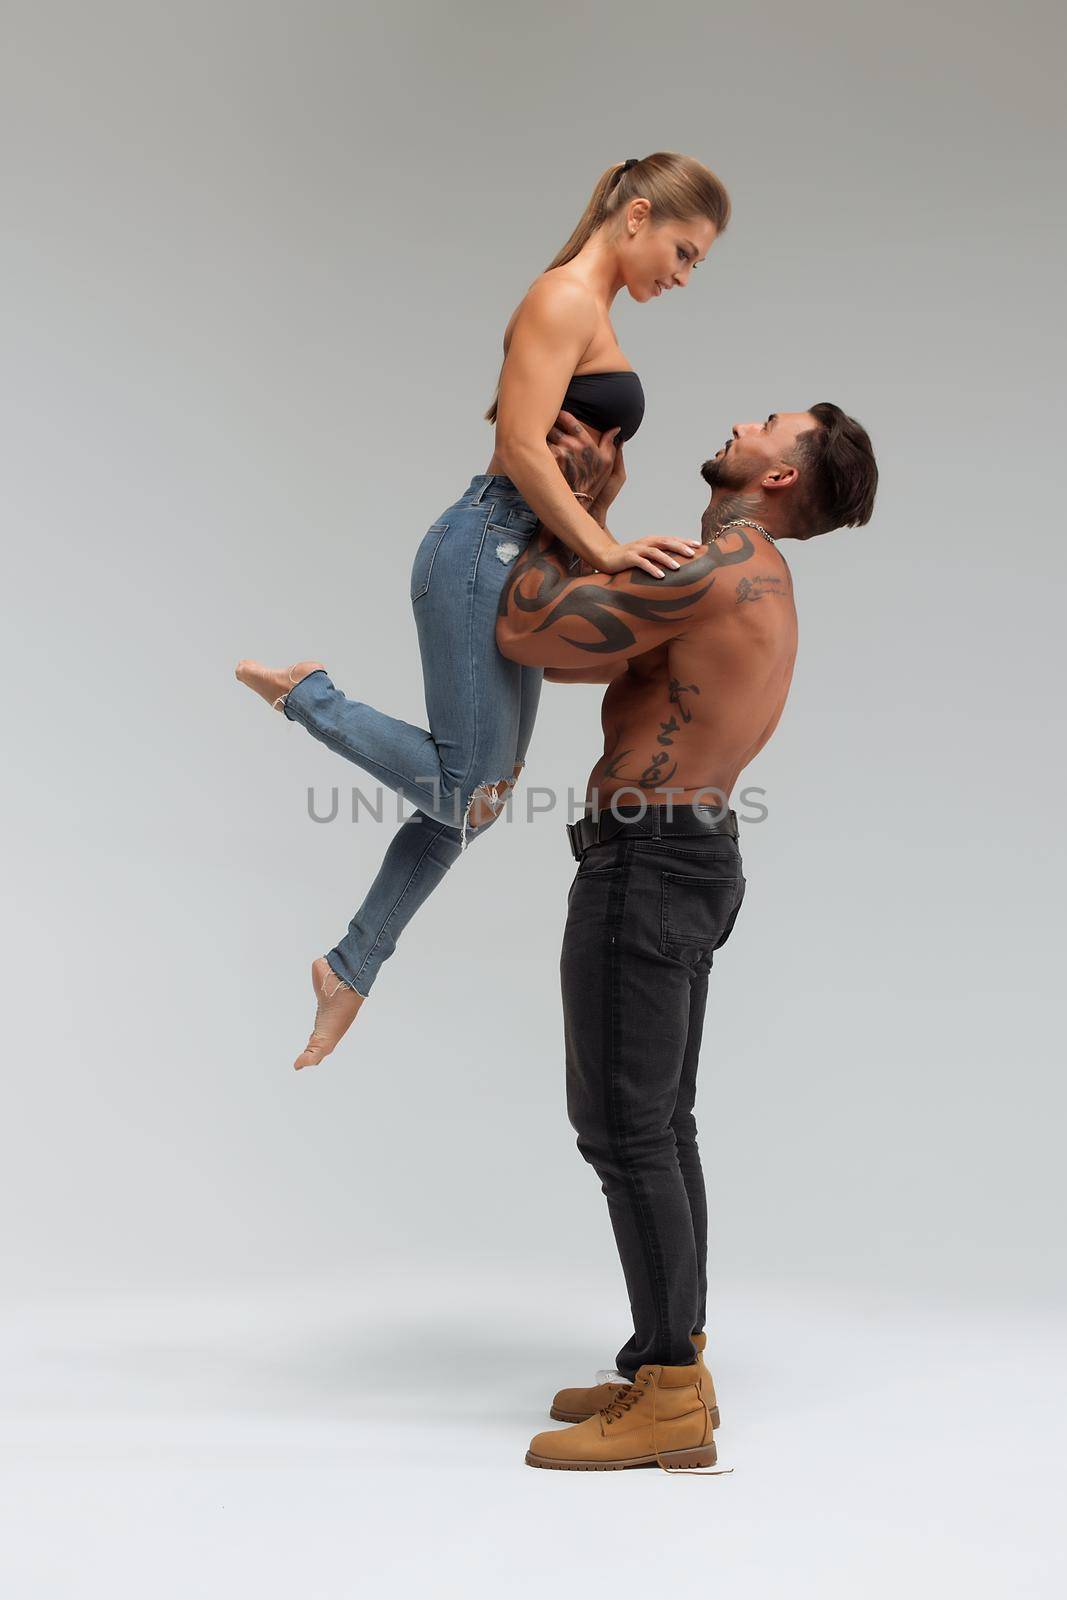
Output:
top-left (660, 871), bottom-right (745, 960)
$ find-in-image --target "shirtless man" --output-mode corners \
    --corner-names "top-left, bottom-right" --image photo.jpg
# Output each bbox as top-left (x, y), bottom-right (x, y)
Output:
top-left (495, 402), bottom-right (878, 1471)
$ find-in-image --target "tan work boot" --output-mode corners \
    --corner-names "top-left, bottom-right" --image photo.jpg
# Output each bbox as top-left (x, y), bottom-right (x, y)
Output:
top-left (550, 1330), bottom-right (720, 1429)
top-left (527, 1362), bottom-right (716, 1472)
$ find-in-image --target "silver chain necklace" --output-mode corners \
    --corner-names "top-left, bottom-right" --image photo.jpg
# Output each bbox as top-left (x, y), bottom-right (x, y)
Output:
top-left (712, 518), bottom-right (777, 545)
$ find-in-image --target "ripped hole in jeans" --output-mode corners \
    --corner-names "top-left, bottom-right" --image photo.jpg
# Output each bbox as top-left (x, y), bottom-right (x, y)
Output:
top-left (459, 760), bottom-right (525, 850)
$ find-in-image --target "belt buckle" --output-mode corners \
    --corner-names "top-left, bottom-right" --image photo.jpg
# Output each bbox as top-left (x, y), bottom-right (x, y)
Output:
top-left (566, 820), bottom-right (582, 862)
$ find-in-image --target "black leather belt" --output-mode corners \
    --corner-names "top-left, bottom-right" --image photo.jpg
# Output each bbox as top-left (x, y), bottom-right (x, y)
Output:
top-left (566, 804), bottom-right (739, 862)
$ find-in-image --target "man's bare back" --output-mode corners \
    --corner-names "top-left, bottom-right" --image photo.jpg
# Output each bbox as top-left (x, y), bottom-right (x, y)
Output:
top-left (498, 526), bottom-right (798, 809)
top-left (586, 537), bottom-right (796, 806)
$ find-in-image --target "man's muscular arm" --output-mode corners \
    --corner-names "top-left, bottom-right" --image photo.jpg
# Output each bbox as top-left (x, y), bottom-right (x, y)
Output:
top-left (543, 663), bottom-right (628, 684)
top-left (496, 525), bottom-right (760, 671)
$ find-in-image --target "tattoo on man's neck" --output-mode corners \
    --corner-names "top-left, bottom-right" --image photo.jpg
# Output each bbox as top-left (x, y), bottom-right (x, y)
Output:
top-left (701, 492), bottom-right (763, 542)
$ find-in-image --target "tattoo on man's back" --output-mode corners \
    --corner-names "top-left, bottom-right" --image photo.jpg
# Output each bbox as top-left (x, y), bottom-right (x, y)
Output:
top-left (603, 743), bottom-right (680, 788)
top-left (735, 575), bottom-right (786, 604)
top-left (668, 678), bottom-right (700, 723)
top-left (558, 445), bottom-right (604, 498)
top-left (601, 675), bottom-right (701, 790)
top-left (499, 528), bottom-right (757, 655)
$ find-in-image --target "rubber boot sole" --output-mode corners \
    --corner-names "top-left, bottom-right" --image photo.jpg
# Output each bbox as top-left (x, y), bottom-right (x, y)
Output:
top-left (550, 1402), bottom-right (720, 1429)
top-left (526, 1440), bottom-right (718, 1472)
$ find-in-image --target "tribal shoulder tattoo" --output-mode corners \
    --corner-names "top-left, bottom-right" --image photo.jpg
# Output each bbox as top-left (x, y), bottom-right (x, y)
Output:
top-left (498, 526), bottom-right (757, 656)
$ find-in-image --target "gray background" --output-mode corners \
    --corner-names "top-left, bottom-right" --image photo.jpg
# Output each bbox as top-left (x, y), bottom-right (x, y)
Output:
top-left (3, 1), bottom-right (1064, 1594)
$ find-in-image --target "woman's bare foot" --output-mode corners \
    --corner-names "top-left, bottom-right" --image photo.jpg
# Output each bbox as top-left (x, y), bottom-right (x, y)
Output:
top-left (235, 659), bottom-right (327, 712)
top-left (294, 957), bottom-right (365, 1070)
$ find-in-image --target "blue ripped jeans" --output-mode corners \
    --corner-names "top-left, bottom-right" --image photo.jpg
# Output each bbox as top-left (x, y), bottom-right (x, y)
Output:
top-left (281, 473), bottom-right (544, 998)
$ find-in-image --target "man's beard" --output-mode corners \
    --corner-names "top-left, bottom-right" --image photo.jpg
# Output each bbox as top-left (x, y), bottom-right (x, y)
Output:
top-left (700, 449), bottom-right (748, 491)
top-left (698, 450), bottom-right (765, 541)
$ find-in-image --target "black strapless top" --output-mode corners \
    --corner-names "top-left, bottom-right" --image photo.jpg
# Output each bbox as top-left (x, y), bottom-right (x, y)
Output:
top-left (560, 369), bottom-right (645, 443)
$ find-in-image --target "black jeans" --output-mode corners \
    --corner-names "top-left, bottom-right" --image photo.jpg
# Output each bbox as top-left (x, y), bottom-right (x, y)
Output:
top-left (560, 815), bottom-right (746, 1379)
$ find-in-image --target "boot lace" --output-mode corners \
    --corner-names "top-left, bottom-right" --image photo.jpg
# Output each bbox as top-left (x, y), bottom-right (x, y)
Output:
top-left (600, 1380), bottom-right (646, 1422)
top-left (599, 1368), bottom-right (734, 1478)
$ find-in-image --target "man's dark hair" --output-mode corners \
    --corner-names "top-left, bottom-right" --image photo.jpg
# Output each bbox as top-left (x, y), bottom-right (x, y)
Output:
top-left (790, 402), bottom-right (878, 535)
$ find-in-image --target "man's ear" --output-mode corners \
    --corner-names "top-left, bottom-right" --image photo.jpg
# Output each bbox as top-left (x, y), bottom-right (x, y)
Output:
top-left (762, 463), bottom-right (799, 494)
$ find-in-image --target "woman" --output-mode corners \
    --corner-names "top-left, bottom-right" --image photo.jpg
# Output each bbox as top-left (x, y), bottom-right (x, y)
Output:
top-left (236, 151), bottom-right (731, 1069)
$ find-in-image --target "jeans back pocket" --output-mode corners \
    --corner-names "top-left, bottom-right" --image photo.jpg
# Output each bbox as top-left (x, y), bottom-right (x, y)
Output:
top-left (485, 504), bottom-right (539, 539)
top-left (410, 522), bottom-right (450, 602)
top-left (660, 870), bottom-right (745, 960)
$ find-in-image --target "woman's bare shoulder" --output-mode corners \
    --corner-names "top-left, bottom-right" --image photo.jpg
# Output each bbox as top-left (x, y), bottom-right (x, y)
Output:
top-left (502, 270), bottom-right (599, 354)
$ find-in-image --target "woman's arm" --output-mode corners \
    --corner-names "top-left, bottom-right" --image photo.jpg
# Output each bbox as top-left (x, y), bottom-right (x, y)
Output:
top-left (494, 281), bottom-right (695, 580)
top-left (493, 278), bottom-right (618, 570)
